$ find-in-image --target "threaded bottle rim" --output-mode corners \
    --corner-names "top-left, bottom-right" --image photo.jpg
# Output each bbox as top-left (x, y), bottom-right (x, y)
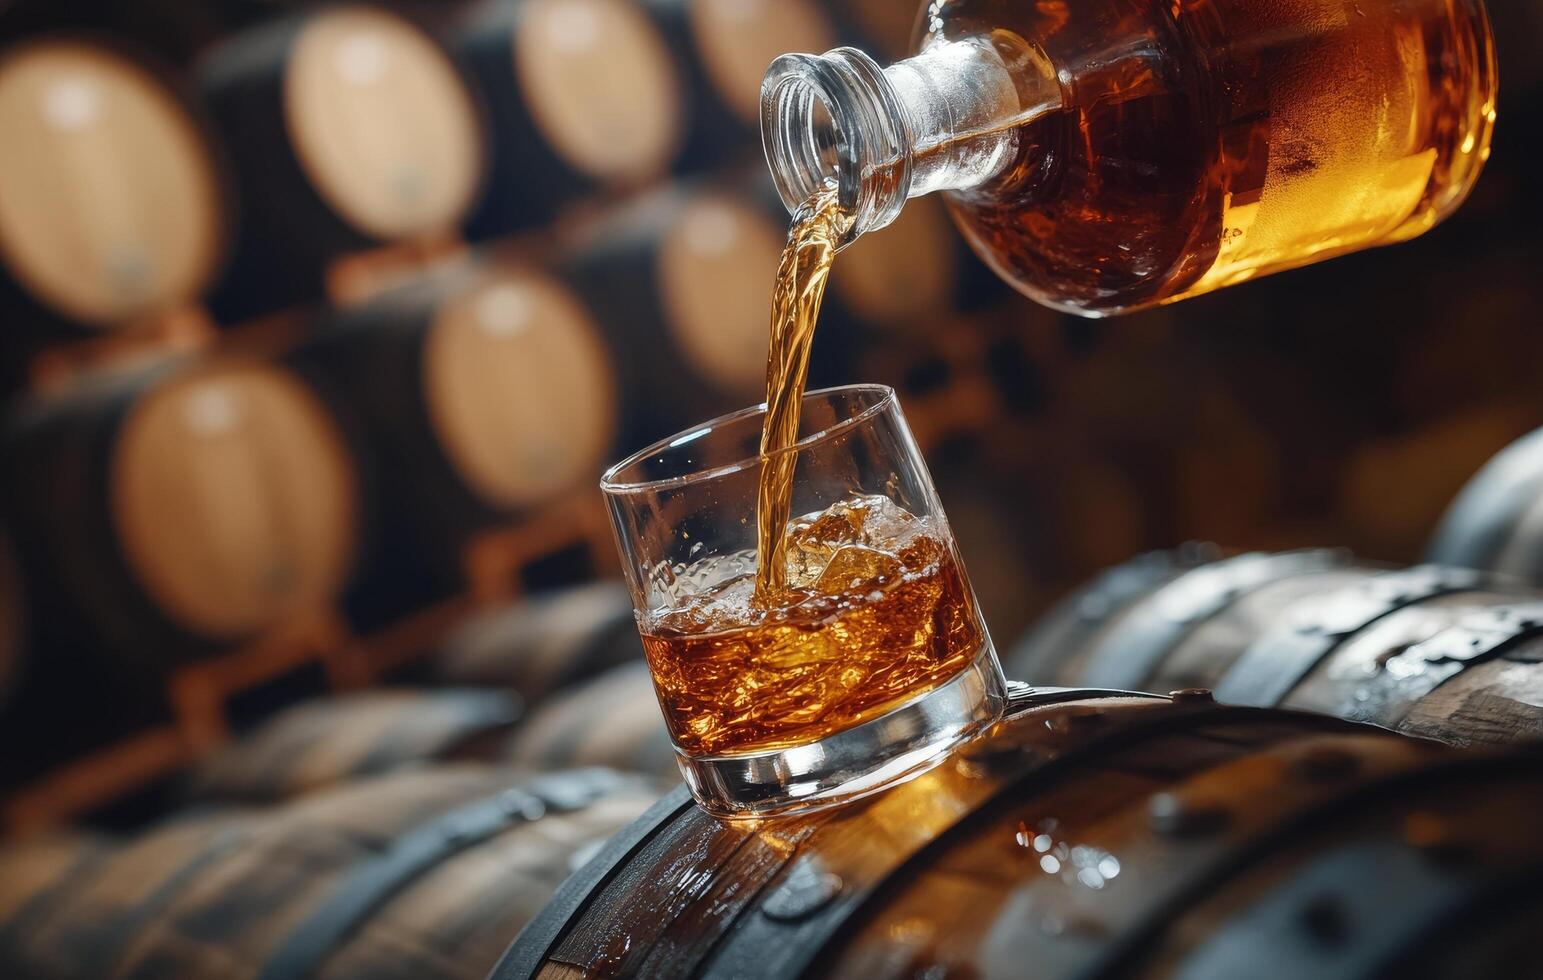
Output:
top-left (760, 46), bottom-right (912, 241)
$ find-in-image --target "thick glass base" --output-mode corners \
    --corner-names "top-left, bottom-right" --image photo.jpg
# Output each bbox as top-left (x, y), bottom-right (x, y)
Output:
top-left (675, 644), bottom-right (1008, 819)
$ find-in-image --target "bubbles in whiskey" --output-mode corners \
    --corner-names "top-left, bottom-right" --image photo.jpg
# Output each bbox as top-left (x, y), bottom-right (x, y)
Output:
top-left (641, 494), bottom-right (986, 756)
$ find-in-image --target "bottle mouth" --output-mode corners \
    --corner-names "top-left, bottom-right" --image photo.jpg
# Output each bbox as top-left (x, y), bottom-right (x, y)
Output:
top-left (760, 47), bottom-right (911, 241)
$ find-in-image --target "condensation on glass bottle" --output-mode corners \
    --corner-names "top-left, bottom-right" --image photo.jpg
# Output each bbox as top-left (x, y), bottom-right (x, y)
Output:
top-left (761, 0), bottom-right (1497, 316)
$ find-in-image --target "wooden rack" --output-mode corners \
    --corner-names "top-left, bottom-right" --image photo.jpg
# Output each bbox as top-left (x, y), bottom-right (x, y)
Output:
top-left (1, 493), bottom-right (622, 838)
top-left (27, 307), bottom-right (218, 392)
top-left (3, 607), bottom-right (352, 836)
top-left (324, 234), bottom-right (468, 309)
top-left (463, 496), bottom-right (618, 604)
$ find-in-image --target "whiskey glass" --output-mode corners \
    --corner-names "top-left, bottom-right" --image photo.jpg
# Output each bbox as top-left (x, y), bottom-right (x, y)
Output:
top-left (601, 384), bottom-right (1006, 817)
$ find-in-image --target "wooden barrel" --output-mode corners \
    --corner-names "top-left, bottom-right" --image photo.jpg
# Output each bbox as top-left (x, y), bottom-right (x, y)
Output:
top-left (293, 262), bottom-right (616, 603)
top-left (1427, 425), bottom-right (1543, 583)
top-left (0, 38), bottom-right (226, 336)
top-left (499, 686), bottom-right (1543, 980)
top-left (829, 195), bottom-right (1009, 331)
top-left (0, 766), bottom-right (662, 980)
top-left (197, 4), bottom-right (485, 321)
top-left (504, 661), bottom-right (679, 781)
top-left (0, 810), bottom-right (257, 980)
top-left (187, 688), bottom-right (523, 805)
top-left (1, 357), bottom-right (359, 664)
top-left (0, 832), bottom-right (112, 934)
top-left (432, 581), bottom-right (642, 704)
top-left (1004, 549), bottom-right (1543, 748)
top-left (638, 0), bottom-right (839, 168)
top-left (556, 181), bottom-right (855, 445)
top-left (453, 0), bottom-right (686, 240)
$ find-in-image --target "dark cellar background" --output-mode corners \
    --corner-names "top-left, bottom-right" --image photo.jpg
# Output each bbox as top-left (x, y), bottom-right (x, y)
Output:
top-left (0, 0), bottom-right (1539, 816)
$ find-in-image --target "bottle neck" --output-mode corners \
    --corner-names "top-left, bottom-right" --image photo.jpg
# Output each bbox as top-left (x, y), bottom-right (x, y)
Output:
top-left (761, 36), bottom-right (1060, 242)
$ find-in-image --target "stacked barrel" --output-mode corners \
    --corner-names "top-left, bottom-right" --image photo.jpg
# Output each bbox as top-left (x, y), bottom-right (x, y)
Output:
top-left (0, 0), bottom-right (935, 815)
top-left (0, 3), bottom-right (1541, 978)
top-left (1, 371), bottom-right (1543, 979)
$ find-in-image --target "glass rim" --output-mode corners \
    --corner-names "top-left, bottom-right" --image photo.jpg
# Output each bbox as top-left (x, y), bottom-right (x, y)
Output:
top-left (600, 383), bottom-right (898, 496)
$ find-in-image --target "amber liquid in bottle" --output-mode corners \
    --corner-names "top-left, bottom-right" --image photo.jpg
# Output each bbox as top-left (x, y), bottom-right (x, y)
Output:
top-left (762, 0), bottom-right (1497, 316)
top-left (953, 0), bottom-right (1497, 313)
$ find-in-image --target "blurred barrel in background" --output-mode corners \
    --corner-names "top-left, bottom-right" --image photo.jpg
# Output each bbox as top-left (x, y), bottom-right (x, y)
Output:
top-left (639, 0), bottom-right (838, 168)
top-left (1, 357), bottom-right (358, 664)
top-left (503, 661), bottom-right (679, 781)
top-left (0, 38), bottom-right (226, 339)
top-left (431, 581), bottom-right (641, 702)
top-left (501, 689), bottom-right (1543, 980)
top-left (828, 195), bottom-right (1008, 332)
top-left (556, 182), bottom-right (785, 442)
top-left (197, 4), bottom-right (484, 321)
top-left (454, 0), bottom-right (685, 240)
top-left (187, 688), bottom-right (522, 805)
top-left (1007, 550), bottom-right (1543, 748)
top-left (0, 830), bottom-right (112, 937)
top-left (0, 766), bottom-right (662, 980)
top-left (0, 809), bottom-right (250, 980)
top-left (1427, 425), bottom-right (1543, 583)
top-left (555, 179), bottom-right (873, 445)
top-left (293, 261), bottom-right (615, 611)
top-left (1008, 548), bottom-right (1346, 689)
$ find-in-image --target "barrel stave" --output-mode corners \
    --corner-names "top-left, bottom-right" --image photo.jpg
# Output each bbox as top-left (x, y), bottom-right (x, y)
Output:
top-left (1127, 764), bottom-right (1543, 979)
top-left (1144, 565), bottom-right (1372, 694)
top-left (1075, 550), bottom-right (1350, 692)
top-left (432, 582), bottom-right (640, 702)
top-left (502, 662), bottom-right (679, 781)
top-left (0, 810), bottom-right (250, 980)
top-left (523, 695), bottom-right (1347, 978)
top-left (1007, 549), bottom-right (1207, 686)
top-left (188, 688), bottom-right (523, 805)
top-left (504, 691), bottom-right (1536, 980)
top-left (1282, 593), bottom-right (1543, 741)
top-left (1007, 547), bottom-right (1543, 750)
top-left (319, 793), bottom-right (649, 980)
top-left (0, 766), bottom-right (662, 980)
top-left (1397, 656), bottom-right (1543, 748)
top-left (820, 731), bottom-right (1437, 980)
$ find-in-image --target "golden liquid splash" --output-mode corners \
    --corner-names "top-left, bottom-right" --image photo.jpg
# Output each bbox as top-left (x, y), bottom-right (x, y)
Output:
top-left (754, 184), bottom-right (854, 600)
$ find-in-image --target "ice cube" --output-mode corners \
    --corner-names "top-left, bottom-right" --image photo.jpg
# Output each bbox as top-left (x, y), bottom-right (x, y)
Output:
top-left (781, 494), bottom-right (918, 586)
top-left (845, 493), bottom-right (918, 549)
top-left (814, 545), bottom-right (903, 594)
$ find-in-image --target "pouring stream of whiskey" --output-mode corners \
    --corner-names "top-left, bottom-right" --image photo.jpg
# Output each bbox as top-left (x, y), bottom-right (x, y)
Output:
top-left (754, 186), bottom-right (855, 600)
